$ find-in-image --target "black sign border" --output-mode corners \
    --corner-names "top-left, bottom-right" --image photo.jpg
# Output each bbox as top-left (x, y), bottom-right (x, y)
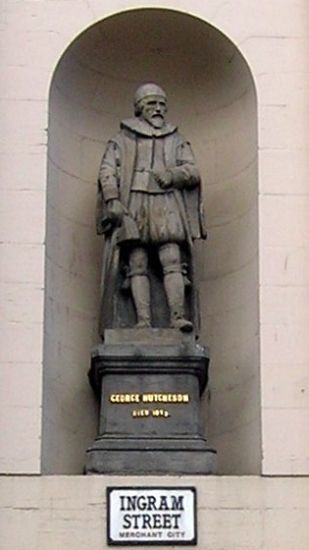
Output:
top-left (107, 486), bottom-right (197, 546)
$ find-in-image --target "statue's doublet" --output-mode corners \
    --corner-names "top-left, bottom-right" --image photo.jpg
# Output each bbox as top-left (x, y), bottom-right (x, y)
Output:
top-left (98, 117), bottom-right (206, 241)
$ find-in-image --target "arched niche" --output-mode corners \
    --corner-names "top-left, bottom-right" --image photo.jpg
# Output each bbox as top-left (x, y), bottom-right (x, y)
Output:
top-left (42, 8), bottom-right (260, 474)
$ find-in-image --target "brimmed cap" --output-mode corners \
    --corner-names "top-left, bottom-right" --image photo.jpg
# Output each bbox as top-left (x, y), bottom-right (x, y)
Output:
top-left (134, 83), bottom-right (167, 105)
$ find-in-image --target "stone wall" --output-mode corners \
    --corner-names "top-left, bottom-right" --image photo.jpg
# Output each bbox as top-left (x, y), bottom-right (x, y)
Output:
top-left (1, 476), bottom-right (309, 550)
top-left (0, 0), bottom-right (308, 476)
top-left (0, 1), bottom-right (308, 548)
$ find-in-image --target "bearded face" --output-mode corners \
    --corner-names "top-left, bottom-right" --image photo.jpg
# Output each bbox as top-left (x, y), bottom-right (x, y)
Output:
top-left (139, 95), bottom-right (167, 128)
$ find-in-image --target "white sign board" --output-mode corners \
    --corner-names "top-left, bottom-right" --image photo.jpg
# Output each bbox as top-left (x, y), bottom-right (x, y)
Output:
top-left (107, 487), bottom-right (197, 545)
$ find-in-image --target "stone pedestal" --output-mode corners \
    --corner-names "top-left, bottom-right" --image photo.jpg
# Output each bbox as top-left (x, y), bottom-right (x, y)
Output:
top-left (85, 329), bottom-right (216, 475)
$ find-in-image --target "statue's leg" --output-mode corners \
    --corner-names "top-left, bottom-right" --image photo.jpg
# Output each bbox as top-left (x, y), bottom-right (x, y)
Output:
top-left (158, 243), bottom-right (193, 332)
top-left (129, 247), bottom-right (151, 328)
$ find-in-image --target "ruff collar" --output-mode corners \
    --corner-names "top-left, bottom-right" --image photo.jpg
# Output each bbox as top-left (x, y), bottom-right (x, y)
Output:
top-left (121, 117), bottom-right (177, 138)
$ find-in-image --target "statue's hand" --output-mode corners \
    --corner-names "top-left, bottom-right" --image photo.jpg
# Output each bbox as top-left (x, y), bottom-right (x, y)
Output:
top-left (106, 199), bottom-right (127, 226)
top-left (152, 169), bottom-right (173, 189)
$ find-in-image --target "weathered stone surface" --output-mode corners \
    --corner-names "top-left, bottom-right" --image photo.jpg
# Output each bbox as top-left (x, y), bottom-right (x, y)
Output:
top-left (86, 338), bottom-right (216, 474)
top-left (96, 83), bottom-right (206, 336)
top-left (86, 443), bottom-right (217, 475)
top-left (104, 328), bottom-right (196, 346)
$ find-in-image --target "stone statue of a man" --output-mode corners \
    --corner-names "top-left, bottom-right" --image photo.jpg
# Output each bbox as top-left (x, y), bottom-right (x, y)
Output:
top-left (96, 83), bottom-right (206, 336)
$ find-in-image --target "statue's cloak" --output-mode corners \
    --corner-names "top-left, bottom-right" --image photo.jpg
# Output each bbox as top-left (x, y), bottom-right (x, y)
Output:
top-left (96, 119), bottom-right (206, 336)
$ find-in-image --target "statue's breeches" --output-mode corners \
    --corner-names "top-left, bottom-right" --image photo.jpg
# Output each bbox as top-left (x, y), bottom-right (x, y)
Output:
top-left (128, 191), bottom-right (186, 244)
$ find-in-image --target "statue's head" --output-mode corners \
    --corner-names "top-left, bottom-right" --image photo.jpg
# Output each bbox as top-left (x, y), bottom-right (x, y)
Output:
top-left (134, 83), bottom-right (167, 129)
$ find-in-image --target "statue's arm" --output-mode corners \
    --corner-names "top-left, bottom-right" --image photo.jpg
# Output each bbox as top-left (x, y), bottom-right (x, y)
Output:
top-left (172, 139), bottom-right (200, 188)
top-left (98, 140), bottom-right (120, 202)
top-left (96, 140), bottom-right (126, 234)
top-left (153, 137), bottom-right (200, 190)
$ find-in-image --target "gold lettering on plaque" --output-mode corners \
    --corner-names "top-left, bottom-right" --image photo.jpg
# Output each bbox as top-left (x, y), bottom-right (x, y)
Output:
top-left (131, 409), bottom-right (170, 418)
top-left (110, 393), bottom-right (190, 404)
top-left (109, 393), bottom-right (140, 404)
top-left (141, 393), bottom-right (190, 403)
top-left (132, 409), bottom-right (150, 418)
top-left (152, 409), bottom-right (170, 418)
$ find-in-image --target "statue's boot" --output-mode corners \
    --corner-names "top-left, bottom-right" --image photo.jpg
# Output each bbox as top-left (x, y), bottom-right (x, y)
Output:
top-left (131, 275), bottom-right (151, 328)
top-left (163, 272), bottom-right (193, 332)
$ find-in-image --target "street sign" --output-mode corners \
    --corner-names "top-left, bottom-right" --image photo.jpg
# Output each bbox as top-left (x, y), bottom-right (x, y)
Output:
top-left (107, 487), bottom-right (197, 545)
